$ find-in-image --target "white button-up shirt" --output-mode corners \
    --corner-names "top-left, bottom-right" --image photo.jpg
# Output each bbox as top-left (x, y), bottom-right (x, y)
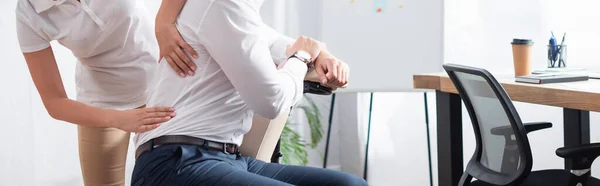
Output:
top-left (16, 0), bottom-right (158, 110)
top-left (134, 0), bottom-right (307, 147)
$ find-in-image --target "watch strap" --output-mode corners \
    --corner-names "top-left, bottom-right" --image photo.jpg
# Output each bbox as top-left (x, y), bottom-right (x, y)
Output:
top-left (288, 50), bottom-right (313, 71)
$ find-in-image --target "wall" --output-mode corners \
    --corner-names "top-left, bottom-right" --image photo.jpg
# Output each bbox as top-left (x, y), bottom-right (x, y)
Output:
top-left (1, 0), bottom-right (84, 185)
top-left (362, 0), bottom-right (600, 185)
top-left (0, 0), bottom-right (36, 185)
top-left (1, 0), bottom-right (81, 185)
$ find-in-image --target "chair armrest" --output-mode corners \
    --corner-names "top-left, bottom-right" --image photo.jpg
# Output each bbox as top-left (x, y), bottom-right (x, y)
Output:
top-left (556, 143), bottom-right (600, 170)
top-left (304, 81), bottom-right (333, 95)
top-left (556, 143), bottom-right (600, 159)
top-left (491, 122), bottom-right (552, 136)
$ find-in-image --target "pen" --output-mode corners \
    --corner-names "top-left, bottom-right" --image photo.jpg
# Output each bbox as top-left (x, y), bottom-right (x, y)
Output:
top-left (551, 32), bottom-right (558, 60)
top-left (549, 32), bottom-right (557, 67)
top-left (558, 33), bottom-right (566, 67)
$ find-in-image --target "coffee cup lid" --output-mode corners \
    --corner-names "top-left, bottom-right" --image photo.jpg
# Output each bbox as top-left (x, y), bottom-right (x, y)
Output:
top-left (511, 38), bottom-right (533, 45)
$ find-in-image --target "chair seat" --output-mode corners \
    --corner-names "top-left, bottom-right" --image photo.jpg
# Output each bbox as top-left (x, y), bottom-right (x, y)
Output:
top-left (471, 170), bottom-right (600, 186)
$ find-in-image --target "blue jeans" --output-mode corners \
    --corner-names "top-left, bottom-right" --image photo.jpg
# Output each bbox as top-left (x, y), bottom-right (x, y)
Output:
top-left (132, 144), bottom-right (368, 186)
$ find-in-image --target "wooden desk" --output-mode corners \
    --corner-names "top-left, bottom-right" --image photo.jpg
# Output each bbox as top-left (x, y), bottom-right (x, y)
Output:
top-left (414, 73), bottom-right (595, 186)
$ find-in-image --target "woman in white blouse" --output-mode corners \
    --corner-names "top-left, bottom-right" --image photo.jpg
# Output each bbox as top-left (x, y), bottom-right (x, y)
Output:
top-left (14, 0), bottom-right (190, 185)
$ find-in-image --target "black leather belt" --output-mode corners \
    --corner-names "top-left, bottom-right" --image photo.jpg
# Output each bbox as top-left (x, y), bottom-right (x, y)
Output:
top-left (135, 135), bottom-right (239, 159)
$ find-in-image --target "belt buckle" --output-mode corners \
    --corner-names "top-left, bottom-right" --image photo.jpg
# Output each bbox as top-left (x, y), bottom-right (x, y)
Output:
top-left (223, 143), bottom-right (230, 155)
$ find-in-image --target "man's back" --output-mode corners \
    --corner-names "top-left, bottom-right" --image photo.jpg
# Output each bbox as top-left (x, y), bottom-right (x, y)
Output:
top-left (133, 0), bottom-right (303, 148)
top-left (133, 0), bottom-right (250, 147)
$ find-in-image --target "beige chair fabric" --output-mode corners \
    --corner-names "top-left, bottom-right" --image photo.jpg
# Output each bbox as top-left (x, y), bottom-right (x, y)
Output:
top-left (240, 109), bottom-right (290, 162)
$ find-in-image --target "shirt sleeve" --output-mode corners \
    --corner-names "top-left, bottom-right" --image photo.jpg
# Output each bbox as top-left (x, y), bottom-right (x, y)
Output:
top-left (263, 24), bottom-right (296, 65)
top-left (16, 15), bottom-right (51, 53)
top-left (198, 0), bottom-right (307, 119)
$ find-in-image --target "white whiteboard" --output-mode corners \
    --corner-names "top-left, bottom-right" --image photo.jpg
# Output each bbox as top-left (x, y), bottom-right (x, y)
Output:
top-left (320, 0), bottom-right (443, 92)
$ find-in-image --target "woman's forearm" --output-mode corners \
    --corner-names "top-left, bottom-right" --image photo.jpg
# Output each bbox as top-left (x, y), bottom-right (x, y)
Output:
top-left (45, 98), bottom-right (114, 128)
top-left (156, 0), bottom-right (187, 24)
top-left (24, 47), bottom-right (114, 128)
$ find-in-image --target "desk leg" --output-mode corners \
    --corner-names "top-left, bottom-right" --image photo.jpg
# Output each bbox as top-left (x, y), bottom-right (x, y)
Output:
top-left (563, 108), bottom-right (590, 169)
top-left (436, 91), bottom-right (463, 186)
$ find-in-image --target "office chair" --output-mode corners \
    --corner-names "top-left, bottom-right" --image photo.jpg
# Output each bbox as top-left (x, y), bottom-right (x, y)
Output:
top-left (270, 80), bottom-right (333, 163)
top-left (443, 63), bottom-right (600, 186)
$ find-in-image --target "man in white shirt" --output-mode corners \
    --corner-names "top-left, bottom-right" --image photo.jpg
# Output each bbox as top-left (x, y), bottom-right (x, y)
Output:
top-left (131, 0), bottom-right (366, 185)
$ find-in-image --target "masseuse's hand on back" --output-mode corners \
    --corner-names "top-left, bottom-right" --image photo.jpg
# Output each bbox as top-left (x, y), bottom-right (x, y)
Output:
top-left (108, 107), bottom-right (175, 133)
top-left (156, 23), bottom-right (198, 78)
top-left (155, 0), bottom-right (198, 78)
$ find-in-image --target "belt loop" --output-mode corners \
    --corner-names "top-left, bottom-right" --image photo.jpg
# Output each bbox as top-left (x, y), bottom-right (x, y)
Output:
top-left (149, 139), bottom-right (155, 151)
top-left (202, 139), bottom-right (208, 148)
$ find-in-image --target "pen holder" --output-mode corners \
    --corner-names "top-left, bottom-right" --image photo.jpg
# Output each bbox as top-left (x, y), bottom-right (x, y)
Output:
top-left (548, 44), bottom-right (567, 68)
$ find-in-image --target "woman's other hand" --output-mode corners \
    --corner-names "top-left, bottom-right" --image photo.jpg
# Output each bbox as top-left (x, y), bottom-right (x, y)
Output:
top-left (108, 107), bottom-right (176, 133)
top-left (155, 23), bottom-right (198, 78)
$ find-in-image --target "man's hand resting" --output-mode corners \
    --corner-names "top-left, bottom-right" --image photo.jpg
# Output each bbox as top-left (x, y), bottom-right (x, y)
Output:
top-left (312, 50), bottom-right (349, 88)
top-left (280, 36), bottom-right (349, 89)
top-left (286, 36), bottom-right (324, 59)
top-left (279, 35), bottom-right (324, 69)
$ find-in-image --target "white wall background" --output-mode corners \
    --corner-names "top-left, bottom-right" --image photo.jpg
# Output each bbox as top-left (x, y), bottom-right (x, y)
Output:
top-left (320, 0), bottom-right (444, 92)
top-left (1, 0), bottom-right (82, 185)
top-left (364, 0), bottom-right (600, 186)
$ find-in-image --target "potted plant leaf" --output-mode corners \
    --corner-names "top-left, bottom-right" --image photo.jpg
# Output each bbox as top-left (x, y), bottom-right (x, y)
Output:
top-left (280, 95), bottom-right (324, 165)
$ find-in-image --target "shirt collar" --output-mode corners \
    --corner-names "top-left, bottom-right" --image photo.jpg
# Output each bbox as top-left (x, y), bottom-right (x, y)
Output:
top-left (29, 0), bottom-right (66, 13)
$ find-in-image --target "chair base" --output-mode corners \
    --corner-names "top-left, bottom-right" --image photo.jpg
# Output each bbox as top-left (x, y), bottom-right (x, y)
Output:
top-left (471, 170), bottom-right (600, 186)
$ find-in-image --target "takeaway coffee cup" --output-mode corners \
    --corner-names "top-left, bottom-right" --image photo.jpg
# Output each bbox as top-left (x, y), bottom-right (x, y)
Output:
top-left (511, 39), bottom-right (534, 76)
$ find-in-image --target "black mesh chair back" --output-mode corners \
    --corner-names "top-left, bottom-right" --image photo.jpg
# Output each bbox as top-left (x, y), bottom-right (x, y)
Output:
top-left (443, 64), bottom-right (533, 185)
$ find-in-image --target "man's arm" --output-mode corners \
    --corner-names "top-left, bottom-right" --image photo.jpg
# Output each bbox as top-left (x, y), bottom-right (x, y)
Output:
top-left (198, 1), bottom-right (324, 119)
top-left (263, 25), bottom-right (348, 87)
top-left (262, 24), bottom-right (297, 64)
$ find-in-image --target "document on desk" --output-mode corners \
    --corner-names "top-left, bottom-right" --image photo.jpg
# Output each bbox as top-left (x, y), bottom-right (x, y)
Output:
top-left (533, 68), bottom-right (600, 79)
top-left (516, 74), bottom-right (589, 84)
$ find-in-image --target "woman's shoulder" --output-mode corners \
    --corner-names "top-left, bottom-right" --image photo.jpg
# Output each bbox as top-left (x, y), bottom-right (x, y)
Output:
top-left (15, 0), bottom-right (40, 23)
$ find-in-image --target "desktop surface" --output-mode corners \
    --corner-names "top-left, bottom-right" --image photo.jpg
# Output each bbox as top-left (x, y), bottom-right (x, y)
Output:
top-left (414, 73), bottom-right (600, 112)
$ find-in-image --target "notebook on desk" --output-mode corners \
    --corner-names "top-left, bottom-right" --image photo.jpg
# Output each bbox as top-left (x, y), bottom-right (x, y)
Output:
top-left (533, 68), bottom-right (600, 79)
top-left (515, 74), bottom-right (589, 84)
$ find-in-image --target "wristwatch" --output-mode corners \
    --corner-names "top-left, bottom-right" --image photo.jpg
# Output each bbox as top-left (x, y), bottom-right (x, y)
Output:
top-left (288, 50), bottom-right (314, 71)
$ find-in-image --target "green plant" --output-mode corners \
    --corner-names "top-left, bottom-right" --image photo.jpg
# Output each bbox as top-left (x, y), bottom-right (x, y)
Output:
top-left (280, 95), bottom-right (324, 165)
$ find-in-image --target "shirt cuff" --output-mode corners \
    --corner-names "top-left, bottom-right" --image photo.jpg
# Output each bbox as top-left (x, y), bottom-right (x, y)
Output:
top-left (270, 36), bottom-right (295, 65)
top-left (20, 43), bottom-right (51, 53)
top-left (279, 58), bottom-right (308, 104)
